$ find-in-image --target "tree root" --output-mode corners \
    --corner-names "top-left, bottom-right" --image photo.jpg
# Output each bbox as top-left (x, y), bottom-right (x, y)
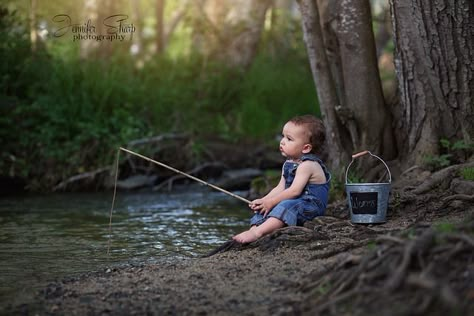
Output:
top-left (411, 161), bottom-right (474, 195)
top-left (205, 163), bottom-right (474, 315)
top-left (206, 216), bottom-right (383, 258)
top-left (440, 194), bottom-right (474, 209)
top-left (300, 218), bottom-right (474, 316)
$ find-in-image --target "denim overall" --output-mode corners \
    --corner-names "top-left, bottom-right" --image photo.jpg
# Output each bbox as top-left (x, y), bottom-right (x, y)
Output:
top-left (250, 154), bottom-right (331, 226)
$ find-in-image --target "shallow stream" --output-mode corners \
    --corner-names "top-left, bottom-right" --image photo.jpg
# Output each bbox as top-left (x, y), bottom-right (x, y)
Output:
top-left (0, 189), bottom-right (250, 308)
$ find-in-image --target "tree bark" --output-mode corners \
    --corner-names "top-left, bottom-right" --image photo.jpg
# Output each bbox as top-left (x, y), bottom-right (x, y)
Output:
top-left (155, 0), bottom-right (165, 54)
top-left (297, 0), bottom-right (349, 171)
top-left (337, 0), bottom-right (396, 159)
top-left (317, 0), bottom-right (347, 127)
top-left (390, 0), bottom-right (474, 166)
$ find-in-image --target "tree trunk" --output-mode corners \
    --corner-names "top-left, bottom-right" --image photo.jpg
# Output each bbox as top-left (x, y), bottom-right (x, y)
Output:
top-left (267, 0), bottom-right (295, 56)
top-left (224, 0), bottom-right (272, 69)
top-left (131, 0), bottom-right (144, 56)
top-left (317, 0), bottom-right (346, 125)
top-left (390, 0), bottom-right (474, 166)
top-left (155, 0), bottom-right (165, 54)
top-left (337, 0), bottom-right (396, 160)
top-left (164, 0), bottom-right (189, 47)
top-left (191, 0), bottom-right (272, 69)
top-left (96, 0), bottom-right (115, 59)
top-left (29, 0), bottom-right (38, 52)
top-left (298, 0), bottom-right (395, 172)
top-left (297, 0), bottom-right (349, 171)
top-left (80, 0), bottom-right (98, 59)
top-left (191, 0), bottom-right (225, 58)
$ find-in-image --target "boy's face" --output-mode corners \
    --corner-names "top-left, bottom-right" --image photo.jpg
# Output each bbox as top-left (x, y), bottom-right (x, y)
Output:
top-left (279, 122), bottom-right (312, 159)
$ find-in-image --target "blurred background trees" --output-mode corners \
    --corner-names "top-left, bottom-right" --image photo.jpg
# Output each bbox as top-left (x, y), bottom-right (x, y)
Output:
top-left (0, 0), bottom-right (471, 191)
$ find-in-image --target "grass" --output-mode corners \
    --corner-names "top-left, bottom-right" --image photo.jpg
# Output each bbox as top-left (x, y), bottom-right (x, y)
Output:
top-left (460, 167), bottom-right (474, 181)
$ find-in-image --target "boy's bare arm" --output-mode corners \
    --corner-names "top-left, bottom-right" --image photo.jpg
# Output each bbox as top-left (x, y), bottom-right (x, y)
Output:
top-left (270, 163), bottom-right (313, 202)
top-left (254, 162), bottom-right (315, 214)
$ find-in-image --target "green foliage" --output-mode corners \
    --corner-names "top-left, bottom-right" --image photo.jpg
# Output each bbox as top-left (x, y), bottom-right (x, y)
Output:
top-left (460, 167), bottom-right (474, 181)
top-left (316, 283), bottom-right (331, 295)
top-left (346, 171), bottom-right (366, 184)
top-left (434, 222), bottom-right (456, 234)
top-left (423, 154), bottom-right (452, 169)
top-left (405, 228), bottom-right (417, 240)
top-left (424, 138), bottom-right (474, 171)
top-left (238, 54), bottom-right (319, 139)
top-left (0, 7), bottom-right (320, 190)
top-left (0, 7), bottom-right (31, 98)
top-left (366, 241), bottom-right (376, 250)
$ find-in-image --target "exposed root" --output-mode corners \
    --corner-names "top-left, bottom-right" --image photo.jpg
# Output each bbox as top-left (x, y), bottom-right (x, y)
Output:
top-left (300, 219), bottom-right (474, 316)
top-left (204, 163), bottom-right (474, 315)
top-left (440, 194), bottom-right (474, 209)
top-left (412, 162), bottom-right (474, 195)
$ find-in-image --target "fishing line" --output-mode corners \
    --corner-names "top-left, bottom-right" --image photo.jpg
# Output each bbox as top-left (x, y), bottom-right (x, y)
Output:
top-left (107, 148), bottom-right (120, 255)
top-left (107, 147), bottom-right (251, 254)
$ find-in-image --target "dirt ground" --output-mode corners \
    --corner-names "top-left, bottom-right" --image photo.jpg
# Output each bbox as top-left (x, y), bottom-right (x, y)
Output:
top-left (7, 162), bottom-right (474, 315)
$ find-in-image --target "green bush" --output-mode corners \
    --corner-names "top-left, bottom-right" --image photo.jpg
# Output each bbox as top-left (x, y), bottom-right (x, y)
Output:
top-left (0, 7), bottom-right (320, 190)
top-left (460, 167), bottom-right (474, 181)
top-left (424, 138), bottom-right (474, 171)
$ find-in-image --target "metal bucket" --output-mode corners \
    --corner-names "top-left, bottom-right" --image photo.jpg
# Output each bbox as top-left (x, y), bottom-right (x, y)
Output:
top-left (345, 151), bottom-right (391, 224)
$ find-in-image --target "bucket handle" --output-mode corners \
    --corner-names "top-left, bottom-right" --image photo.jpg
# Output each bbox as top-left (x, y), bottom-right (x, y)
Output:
top-left (345, 150), bottom-right (392, 184)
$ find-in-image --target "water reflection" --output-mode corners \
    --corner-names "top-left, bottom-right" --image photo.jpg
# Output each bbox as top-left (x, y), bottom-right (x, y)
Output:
top-left (0, 190), bottom-right (250, 308)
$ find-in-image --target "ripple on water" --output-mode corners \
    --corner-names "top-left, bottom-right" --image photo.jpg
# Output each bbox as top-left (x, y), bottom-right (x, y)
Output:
top-left (0, 191), bottom-right (250, 308)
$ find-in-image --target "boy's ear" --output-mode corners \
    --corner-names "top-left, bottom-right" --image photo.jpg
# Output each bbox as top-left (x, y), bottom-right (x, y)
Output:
top-left (302, 144), bottom-right (312, 153)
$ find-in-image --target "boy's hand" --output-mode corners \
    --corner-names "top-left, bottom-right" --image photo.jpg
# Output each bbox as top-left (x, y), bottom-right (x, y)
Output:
top-left (249, 199), bottom-right (262, 211)
top-left (249, 198), bottom-right (274, 217)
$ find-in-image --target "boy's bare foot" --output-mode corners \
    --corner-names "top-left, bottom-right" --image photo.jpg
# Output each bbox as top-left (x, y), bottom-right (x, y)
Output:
top-left (232, 229), bottom-right (261, 244)
top-left (233, 218), bottom-right (284, 244)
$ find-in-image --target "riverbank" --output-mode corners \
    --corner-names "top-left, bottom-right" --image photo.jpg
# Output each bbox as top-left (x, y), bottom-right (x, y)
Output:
top-left (9, 208), bottom-right (473, 316)
top-left (6, 163), bottom-right (474, 315)
top-left (26, 247), bottom-right (325, 315)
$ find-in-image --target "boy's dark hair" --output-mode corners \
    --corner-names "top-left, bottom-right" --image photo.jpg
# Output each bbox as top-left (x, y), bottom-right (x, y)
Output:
top-left (289, 115), bottom-right (326, 154)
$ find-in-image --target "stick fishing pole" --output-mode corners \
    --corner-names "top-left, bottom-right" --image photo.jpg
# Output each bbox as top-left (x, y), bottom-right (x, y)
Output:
top-left (107, 147), bottom-right (252, 255)
top-left (119, 147), bottom-right (251, 203)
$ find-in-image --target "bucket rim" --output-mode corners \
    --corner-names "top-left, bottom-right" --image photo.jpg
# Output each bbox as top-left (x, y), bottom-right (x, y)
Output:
top-left (345, 182), bottom-right (391, 186)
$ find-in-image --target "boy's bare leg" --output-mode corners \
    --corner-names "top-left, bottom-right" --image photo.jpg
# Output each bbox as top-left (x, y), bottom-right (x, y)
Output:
top-left (232, 217), bottom-right (284, 243)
